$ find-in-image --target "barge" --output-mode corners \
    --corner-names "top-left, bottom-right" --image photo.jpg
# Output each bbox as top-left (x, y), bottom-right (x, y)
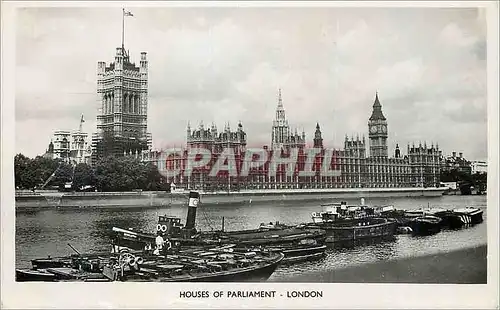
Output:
top-left (16, 246), bottom-right (284, 282)
top-left (305, 200), bottom-right (397, 243)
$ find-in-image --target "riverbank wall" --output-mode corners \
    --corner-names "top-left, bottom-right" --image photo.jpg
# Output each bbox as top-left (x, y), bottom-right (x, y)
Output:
top-left (15, 187), bottom-right (446, 210)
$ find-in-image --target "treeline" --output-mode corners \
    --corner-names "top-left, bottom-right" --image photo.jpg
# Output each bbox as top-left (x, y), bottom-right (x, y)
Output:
top-left (14, 154), bottom-right (169, 192)
top-left (440, 169), bottom-right (487, 192)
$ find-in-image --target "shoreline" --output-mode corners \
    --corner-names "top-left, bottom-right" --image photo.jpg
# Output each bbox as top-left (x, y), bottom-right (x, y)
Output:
top-left (271, 244), bottom-right (487, 283)
top-left (15, 187), bottom-right (447, 210)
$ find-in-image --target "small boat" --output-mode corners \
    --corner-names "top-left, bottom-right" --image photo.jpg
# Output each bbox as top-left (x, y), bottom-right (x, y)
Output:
top-left (15, 269), bottom-right (57, 282)
top-left (452, 207), bottom-right (484, 225)
top-left (427, 209), bottom-right (467, 229)
top-left (408, 215), bottom-right (442, 236)
top-left (277, 244), bottom-right (326, 263)
top-left (236, 237), bottom-right (327, 263)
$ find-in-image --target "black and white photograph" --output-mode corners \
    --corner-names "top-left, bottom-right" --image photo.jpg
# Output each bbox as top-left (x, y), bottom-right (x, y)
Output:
top-left (1, 1), bottom-right (498, 309)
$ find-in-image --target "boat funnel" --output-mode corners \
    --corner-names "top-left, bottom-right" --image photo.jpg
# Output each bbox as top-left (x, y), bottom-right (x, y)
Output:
top-left (185, 191), bottom-right (200, 230)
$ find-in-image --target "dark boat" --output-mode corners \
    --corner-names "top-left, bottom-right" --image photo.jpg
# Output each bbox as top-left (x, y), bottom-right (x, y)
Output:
top-left (16, 246), bottom-right (284, 282)
top-left (379, 205), bottom-right (483, 231)
top-left (234, 237), bottom-right (327, 264)
top-left (408, 215), bottom-right (442, 236)
top-left (273, 244), bottom-right (326, 263)
top-left (112, 191), bottom-right (327, 260)
top-left (452, 207), bottom-right (484, 225)
top-left (305, 217), bottom-right (397, 243)
top-left (306, 200), bottom-right (397, 243)
top-left (15, 269), bottom-right (57, 282)
top-left (427, 209), bottom-right (467, 229)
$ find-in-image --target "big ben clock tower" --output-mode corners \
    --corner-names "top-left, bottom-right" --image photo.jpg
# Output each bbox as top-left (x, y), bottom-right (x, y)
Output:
top-left (368, 92), bottom-right (388, 157)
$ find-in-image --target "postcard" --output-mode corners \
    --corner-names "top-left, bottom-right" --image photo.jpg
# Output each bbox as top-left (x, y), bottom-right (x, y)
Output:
top-left (1, 1), bottom-right (498, 309)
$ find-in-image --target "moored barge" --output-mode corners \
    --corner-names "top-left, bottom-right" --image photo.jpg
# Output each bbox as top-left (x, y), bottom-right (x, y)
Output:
top-left (16, 246), bottom-right (284, 282)
top-left (305, 200), bottom-right (397, 244)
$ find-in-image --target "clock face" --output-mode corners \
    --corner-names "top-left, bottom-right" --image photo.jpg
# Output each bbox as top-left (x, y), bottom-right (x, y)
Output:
top-left (370, 126), bottom-right (377, 134)
top-left (381, 125), bottom-right (387, 133)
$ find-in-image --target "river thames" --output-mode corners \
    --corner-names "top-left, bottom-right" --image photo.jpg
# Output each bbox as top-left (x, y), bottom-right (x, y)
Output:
top-left (15, 194), bottom-right (487, 281)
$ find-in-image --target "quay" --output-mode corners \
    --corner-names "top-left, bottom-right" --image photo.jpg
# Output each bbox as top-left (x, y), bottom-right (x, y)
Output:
top-left (272, 245), bottom-right (487, 284)
top-left (15, 187), bottom-right (446, 210)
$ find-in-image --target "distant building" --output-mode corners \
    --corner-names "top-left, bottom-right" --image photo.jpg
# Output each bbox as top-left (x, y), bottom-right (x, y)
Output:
top-left (187, 121), bottom-right (247, 153)
top-left (143, 92), bottom-right (442, 191)
top-left (91, 45), bottom-right (151, 165)
top-left (44, 126), bottom-right (91, 165)
top-left (271, 89), bottom-right (306, 149)
top-left (442, 151), bottom-right (472, 174)
top-left (47, 130), bottom-right (71, 162)
top-left (471, 160), bottom-right (487, 174)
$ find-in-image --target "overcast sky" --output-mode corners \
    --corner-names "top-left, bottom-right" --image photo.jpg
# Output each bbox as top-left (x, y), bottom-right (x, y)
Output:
top-left (15, 6), bottom-right (488, 160)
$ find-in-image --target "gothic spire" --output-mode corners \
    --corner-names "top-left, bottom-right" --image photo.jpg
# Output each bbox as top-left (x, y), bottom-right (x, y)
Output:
top-left (278, 88), bottom-right (283, 108)
top-left (369, 91), bottom-right (386, 121)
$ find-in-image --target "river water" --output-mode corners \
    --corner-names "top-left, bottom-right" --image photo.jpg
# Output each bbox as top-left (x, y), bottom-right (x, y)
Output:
top-left (15, 195), bottom-right (487, 280)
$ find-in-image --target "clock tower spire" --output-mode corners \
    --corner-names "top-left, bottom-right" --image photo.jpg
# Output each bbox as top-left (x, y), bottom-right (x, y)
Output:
top-left (368, 92), bottom-right (388, 157)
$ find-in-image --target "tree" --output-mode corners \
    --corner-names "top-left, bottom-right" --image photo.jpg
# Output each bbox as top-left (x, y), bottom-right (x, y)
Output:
top-left (14, 153), bottom-right (31, 189)
top-left (73, 163), bottom-right (96, 190)
top-left (93, 156), bottom-right (167, 192)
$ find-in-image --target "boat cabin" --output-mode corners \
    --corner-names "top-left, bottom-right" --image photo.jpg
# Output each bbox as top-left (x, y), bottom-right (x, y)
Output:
top-left (312, 201), bottom-right (377, 223)
top-left (157, 216), bottom-right (184, 237)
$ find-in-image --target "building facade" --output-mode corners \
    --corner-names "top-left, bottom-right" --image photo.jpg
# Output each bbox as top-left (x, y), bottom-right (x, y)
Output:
top-left (471, 160), bottom-right (487, 174)
top-left (44, 129), bottom-right (92, 165)
top-left (143, 92), bottom-right (442, 191)
top-left (91, 46), bottom-right (151, 165)
top-left (442, 151), bottom-right (472, 174)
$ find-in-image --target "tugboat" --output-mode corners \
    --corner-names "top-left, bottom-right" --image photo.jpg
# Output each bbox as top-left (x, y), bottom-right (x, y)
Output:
top-left (16, 246), bottom-right (284, 282)
top-left (112, 191), bottom-right (327, 262)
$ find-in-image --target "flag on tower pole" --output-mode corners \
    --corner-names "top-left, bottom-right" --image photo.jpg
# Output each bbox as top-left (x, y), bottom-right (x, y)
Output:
top-left (122, 9), bottom-right (134, 52)
top-left (81, 114), bottom-right (85, 123)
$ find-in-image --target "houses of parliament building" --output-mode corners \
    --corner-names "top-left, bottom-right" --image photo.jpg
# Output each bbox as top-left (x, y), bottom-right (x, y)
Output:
top-left (143, 91), bottom-right (442, 191)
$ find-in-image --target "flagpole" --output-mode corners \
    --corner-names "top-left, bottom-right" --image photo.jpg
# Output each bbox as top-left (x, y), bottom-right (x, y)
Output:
top-left (121, 8), bottom-right (125, 51)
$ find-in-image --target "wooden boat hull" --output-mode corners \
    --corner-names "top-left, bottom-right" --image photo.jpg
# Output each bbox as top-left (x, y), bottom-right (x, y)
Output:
top-left (16, 269), bottom-right (57, 282)
top-left (453, 208), bottom-right (484, 225)
top-left (305, 218), bottom-right (397, 243)
top-left (155, 255), bottom-right (283, 282)
top-left (280, 245), bottom-right (326, 263)
top-left (17, 251), bottom-right (284, 283)
top-left (431, 211), bottom-right (467, 229)
top-left (113, 226), bottom-right (326, 250)
top-left (409, 217), bottom-right (442, 236)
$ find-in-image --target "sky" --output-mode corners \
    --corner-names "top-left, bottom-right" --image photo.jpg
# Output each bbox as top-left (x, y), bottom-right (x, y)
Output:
top-left (15, 6), bottom-right (488, 160)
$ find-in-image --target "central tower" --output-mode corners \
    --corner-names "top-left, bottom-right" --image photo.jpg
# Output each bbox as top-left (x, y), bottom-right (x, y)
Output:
top-left (270, 89), bottom-right (305, 149)
top-left (368, 92), bottom-right (388, 157)
top-left (271, 89), bottom-right (290, 149)
top-left (92, 47), bottom-right (151, 165)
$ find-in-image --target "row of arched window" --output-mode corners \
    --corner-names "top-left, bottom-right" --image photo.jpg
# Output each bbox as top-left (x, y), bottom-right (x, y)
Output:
top-left (102, 92), bottom-right (141, 115)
